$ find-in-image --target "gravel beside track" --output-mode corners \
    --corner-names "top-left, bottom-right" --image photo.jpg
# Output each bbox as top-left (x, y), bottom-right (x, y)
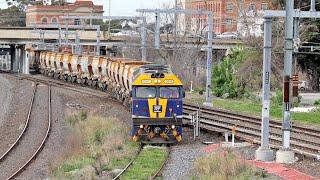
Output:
top-left (160, 128), bottom-right (223, 180)
top-left (0, 84), bottom-right (49, 179)
top-left (0, 74), bottom-right (34, 159)
top-left (0, 75), bottom-right (12, 126)
top-left (16, 81), bottom-right (130, 178)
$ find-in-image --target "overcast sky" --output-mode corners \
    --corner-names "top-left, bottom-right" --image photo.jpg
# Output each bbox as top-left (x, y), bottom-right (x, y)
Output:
top-left (0, 0), bottom-right (175, 16)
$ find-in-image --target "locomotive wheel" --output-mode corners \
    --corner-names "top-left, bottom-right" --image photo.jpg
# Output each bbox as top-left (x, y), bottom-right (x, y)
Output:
top-left (64, 74), bottom-right (68, 81)
top-left (102, 83), bottom-right (107, 91)
top-left (92, 80), bottom-right (98, 89)
top-left (71, 76), bottom-right (77, 83)
top-left (81, 78), bottom-right (87, 86)
top-left (67, 75), bottom-right (72, 82)
top-left (98, 82), bottom-right (102, 89)
top-left (87, 79), bottom-right (92, 87)
top-left (48, 71), bottom-right (52, 77)
top-left (59, 74), bottom-right (63, 80)
top-left (76, 78), bottom-right (81, 84)
top-left (53, 73), bottom-right (60, 79)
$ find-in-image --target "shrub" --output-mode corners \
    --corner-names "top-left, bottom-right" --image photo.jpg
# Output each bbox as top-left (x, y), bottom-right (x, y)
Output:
top-left (193, 148), bottom-right (266, 179)
top-left (212, 46), bottom-right (251, 98)
top-left (271, 90), bottom-right (283, 105)
top-left (52, 113), bottom-right (139, 178)
top-left (66, 110), bottom-right (88, 126)
top-left (314, 99), bottom-right (320, 106)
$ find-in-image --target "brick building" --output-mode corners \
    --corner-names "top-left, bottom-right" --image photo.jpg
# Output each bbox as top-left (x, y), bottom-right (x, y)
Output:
top-left (185, 0), bottom-right (274, 36)
top-left (26, 0), bottom-right (103, 27)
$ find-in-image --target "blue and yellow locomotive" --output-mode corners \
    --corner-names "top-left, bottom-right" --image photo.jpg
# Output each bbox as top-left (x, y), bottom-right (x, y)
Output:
top-left (38, 51), bottom-right (184, 143)
top-left (131, 64), bottom-right (185, 143)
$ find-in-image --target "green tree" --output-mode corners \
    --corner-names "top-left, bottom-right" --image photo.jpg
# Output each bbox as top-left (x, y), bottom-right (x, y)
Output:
top-left (212, 46), bottom-right (251, 98)
top-left (6, 0), bottom-right (42, 11)
top-left (0, 6), bottom-right (26, 26)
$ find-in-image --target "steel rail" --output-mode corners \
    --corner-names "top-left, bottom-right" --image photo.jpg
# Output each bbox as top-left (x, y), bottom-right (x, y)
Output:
top-left (0, 82), bottom-right (37, 162)
top-left (184, 103), bottom-right (320, 137)
top-left (150, 147), bottom-right (171, 179)
top-left (7, 84), bottom-right (52, 179)
top-left (183, 103), bottom-right (320, 159)
top-left (113, 145), bottom-right (143, 180)
top-left (183, 108), bottom-right (320, 148)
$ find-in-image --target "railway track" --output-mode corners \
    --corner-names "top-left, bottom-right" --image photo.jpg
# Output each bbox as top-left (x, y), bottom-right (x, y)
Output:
top-left (0, 81), bottom-right (51, 179)
top-left (1, 71), bottom-right (319, 170)
top-left (183, 103), bottom-right (320, 159)
top-left (113, 145), bottom-right (170, 180)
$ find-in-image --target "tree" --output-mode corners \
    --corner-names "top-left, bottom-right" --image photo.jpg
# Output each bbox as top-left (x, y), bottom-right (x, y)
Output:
top-left (0, 6), bottom-right (26, 26)
top-left (6, 0), bottom-right (42, 11)
top-left (212, 46), bottom-right (251, 98)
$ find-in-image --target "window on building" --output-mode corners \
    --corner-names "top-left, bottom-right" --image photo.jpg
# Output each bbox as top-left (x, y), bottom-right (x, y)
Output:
top-left (74, 18), bottom-right (81, 25)
top-left (226, 2), bottom-right (233, 12)
top-left (261, 3), bottom-right (268, 10)
top-left (249, 3), bottom-right (256, 11)
top-left (51, 17), bottom-right (58, 24)
top-left (226, 19), bottom-right (232, 25)
top-left (41, 17), bottom-right (48, 24)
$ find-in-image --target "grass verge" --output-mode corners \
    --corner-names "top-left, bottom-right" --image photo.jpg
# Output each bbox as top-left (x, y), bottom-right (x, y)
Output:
top-left (186, 92), bottom-right (320, 126)
top-left (120, 146), bottom-right (168, 180)
top-left (51, 111), bottom-right (139, 179)
top-left (193, 148), bottom-right (267, 180)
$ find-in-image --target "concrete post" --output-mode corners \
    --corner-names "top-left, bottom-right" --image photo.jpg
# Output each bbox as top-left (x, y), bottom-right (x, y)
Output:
top-left (75, 30), bottom-right (81, 55)
top-left (141, 17), bottom-right (147, 61)
top-left (10, 45), bottom-right (16, 72)
top-left (96, 26), bottom-right (101, 56)
top-left (58, 24), bottom-right (62, 47)
top-left (155, 12), bottom-right (160, 49)
top-left (311, 0), bottom-right (316, 12)
top-left (204, 12), bottom-right (213, 107)
top-left (23, 49), bottom-right (30, 74)
top-left (16, 47), bottom-right (21, 73)
top-left (255, 17), bottom-right (274, 162)
top-left (21, 48), bottom-right (25, 74)
top-left (276, 0), bottom-right (295, 164)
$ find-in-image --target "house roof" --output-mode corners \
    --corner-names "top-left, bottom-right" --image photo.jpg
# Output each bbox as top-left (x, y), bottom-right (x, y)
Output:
top-left (26, 1), bottom-right (103, 13)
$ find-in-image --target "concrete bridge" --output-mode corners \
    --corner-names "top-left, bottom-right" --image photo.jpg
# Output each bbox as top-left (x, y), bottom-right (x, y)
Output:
top-left (0, 26), bottom-right (242, 74)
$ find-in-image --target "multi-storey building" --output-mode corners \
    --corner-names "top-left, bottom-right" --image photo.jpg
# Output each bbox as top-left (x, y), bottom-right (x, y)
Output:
top-left (185, 0), bottom-right (274, 36)
top-left (26, 0), bottom-right (103, 27)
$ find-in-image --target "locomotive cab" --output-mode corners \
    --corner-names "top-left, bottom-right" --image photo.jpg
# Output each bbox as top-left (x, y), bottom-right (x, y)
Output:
top-left (131, 65), bottom-right (184, 143)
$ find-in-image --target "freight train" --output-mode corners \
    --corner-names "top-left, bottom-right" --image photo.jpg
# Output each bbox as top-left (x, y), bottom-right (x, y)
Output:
top-left (38, 51), bottom-right (184, 143)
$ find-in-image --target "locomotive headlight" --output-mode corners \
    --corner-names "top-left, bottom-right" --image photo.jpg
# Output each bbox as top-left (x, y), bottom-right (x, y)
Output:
top-left (140, 125), bottom-right (144, 129)
top-left (171, 125), bottom-right (175, 129)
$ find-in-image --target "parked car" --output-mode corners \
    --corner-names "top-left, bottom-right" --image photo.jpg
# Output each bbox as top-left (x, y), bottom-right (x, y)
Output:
top-left (216, 32), bottom-right (239, 39)
top-left (298, 80), bottom-right (308, 91)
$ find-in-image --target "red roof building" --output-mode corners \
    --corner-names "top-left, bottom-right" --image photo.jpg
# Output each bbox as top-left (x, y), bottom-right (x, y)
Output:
top-left (26, 0), bottom-right (103, 27)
